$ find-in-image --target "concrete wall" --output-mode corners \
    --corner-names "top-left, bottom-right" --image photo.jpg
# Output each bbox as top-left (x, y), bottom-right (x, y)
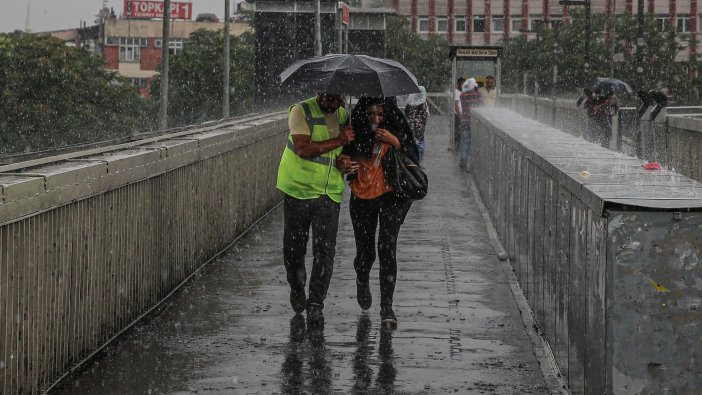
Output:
top-left (0, 113), bottom-right (288, 394)
top-left (666, 115), bottom-right (702, 181)
top-left (504, 94), bottom-right (702, 183)
top-left (470, 108), bottom-right (702, 394)
top-left (470, 109), bottom-right (608, 393)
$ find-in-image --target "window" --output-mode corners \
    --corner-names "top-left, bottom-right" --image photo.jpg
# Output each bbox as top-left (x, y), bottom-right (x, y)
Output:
top-left (511, 19), bottom-right (522, 32)
top-left (155, 38), bottom-right (187, 55)
top-left (531, 18), bottom-right (546, 32)
top-left (128, 78), bottom-right (148, 89)
top-left (677, 15), bottom-right (691, 33)
top-left (550, 17), bottom-right (563, 29)
top-left (418, 16), bottom-right (429, 32)
top-left (437, 17), bottom-right (448, 32)
top-left (655, 17), bottom-right (670, 32)
top-left (532, 17), bottom-right (563, 30)
top-left (473, 16), bottom-right (485, 32)
top-left (168, 38), bottom-right (185, 55)
top-left (455, 16), bottom-right (466, 32)
top-left (492, 17), bottom-right (504, 32)
top-left (118, 37), bottom-right (147, 62)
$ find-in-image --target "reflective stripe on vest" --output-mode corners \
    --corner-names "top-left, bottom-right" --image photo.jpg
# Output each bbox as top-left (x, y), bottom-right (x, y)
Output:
top-left (294, 101), bottom-right (334, 166)
top-left (300, 102), bottom-right (327, 137)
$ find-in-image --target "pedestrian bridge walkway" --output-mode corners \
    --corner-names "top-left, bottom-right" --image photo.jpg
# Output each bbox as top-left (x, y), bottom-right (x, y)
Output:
top-left (46, 116), bottom-right (550, 394)
top-left (2, 109), bottom-right (701, 394)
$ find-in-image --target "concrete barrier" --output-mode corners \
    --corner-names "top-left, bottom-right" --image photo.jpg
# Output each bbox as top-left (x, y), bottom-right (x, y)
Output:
top-left (0, 113), bottom-right (289, 394)
top-left (471, 107), bottom-right (702, 394)
top-left (667, 115), bottom-right (702, 182)
top-left (504, 94), bottom-right (702, 184)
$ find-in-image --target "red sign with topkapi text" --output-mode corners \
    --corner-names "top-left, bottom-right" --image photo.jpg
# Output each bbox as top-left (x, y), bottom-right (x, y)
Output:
top-left (124, 1), bottom-right (193, 19)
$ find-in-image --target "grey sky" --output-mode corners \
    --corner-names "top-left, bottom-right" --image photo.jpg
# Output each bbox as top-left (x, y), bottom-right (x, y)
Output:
top-left (0, 0), bottom-right (241, 33)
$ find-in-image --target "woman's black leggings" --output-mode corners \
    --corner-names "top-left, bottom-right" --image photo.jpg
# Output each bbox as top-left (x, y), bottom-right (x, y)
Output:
top-left (349, 192), bottom-right (412, 308)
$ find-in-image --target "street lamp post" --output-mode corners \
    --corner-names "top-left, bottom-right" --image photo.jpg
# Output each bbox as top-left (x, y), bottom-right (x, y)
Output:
top-left (315, 0), bottom-right (322, 56)
top-left (159, 0), bottom-right (171, 130)
top-left (584, 0), bottom-right (591, 84)
top-left (610, 0), bottom-right (617, 78)
top-left (636, 0), bottom-right (644, 92)
top-left (223, 0), bottom-right (230, 118)
top-left (552, 22), bottom-right (560, 125)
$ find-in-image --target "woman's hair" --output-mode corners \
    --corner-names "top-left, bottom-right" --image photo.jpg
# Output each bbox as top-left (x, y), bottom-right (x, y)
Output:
top-left (346, 96), bottom-right (419, 163)
top-left (350, 97), bottom-right (385, 158)
top-left (351, 97), bottom-right (385, 132)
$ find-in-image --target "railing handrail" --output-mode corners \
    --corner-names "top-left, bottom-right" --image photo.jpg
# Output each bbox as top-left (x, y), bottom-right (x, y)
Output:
top-left (0, 112), bottom-right (286, 174)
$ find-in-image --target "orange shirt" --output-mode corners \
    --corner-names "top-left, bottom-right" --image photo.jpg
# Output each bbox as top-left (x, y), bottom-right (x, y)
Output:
top-left (351, 142), bottom-right (393, 199)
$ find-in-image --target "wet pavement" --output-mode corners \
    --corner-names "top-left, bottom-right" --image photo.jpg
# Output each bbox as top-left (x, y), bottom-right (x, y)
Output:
top-left (50, 117), bottom-right (550, 394)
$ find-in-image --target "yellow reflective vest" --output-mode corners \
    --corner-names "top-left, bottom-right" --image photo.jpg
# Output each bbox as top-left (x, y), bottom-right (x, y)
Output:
top-left (276, 97), bottom-right (349, 203)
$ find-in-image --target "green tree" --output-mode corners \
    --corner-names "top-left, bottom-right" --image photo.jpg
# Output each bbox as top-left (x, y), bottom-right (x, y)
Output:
top-left (151, 29), bottom-right (255, 127)
top-left (385, 16), bottom-right (451, 93)
top-left (0, 32), bottom-right (154, 154)
top-left (614, 14), bottom-right (689, 103)
top-left (501, 10), bottom-right (610, 95)
top-left (500, 11), bottom-right (696, 103)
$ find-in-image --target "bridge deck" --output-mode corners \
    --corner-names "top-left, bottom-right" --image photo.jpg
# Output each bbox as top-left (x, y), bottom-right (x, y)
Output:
top-left (50, 117), bottom-right (550, 394)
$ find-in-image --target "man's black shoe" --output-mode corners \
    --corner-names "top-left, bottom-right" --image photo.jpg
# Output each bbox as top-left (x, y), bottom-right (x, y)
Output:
top-left (306, 302), bottom-right (324, 325)
top-left (356, 279), bottom-right (372, 310)
top-left (380, 307), bottom-right (397, 326)
top-left (290, 287), bottom-right (307, 314)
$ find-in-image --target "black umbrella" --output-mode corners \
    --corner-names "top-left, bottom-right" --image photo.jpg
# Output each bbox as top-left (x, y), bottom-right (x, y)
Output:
top-left (279, 53), bottom-right (421, 97)
top-left (590, 77), bottom-right (634, 94)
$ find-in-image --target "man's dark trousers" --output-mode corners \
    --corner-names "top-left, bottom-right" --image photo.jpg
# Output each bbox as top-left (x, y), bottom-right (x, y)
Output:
top-left (454, 114), bottom-right (461, 150)
top-left (283, 195), bottom-right (340, 308)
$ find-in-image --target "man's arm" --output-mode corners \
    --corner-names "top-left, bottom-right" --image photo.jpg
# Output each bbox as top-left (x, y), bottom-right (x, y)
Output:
top-left (292, 124), bottom-right (355, 158)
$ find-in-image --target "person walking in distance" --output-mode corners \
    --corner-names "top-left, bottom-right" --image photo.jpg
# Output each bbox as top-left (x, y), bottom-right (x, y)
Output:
top-left (584, 88), bottom-right (619, 149)
top-left (404, 86), bottom-right (429, 164)
top-left (453, 77), bottom-right (466, 150)
top-left (277, 92), bottom-right (358, 325)
top-left (458, 78), bottom-right (483, 171)
top-left (478, 75), bottom-right (498, 108)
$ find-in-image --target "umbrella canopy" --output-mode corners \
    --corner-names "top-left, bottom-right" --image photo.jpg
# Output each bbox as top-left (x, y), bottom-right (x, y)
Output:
top-left (590, 77), bottom-right (633, 94)
top-left (279, 54), bottom-right (421, 97)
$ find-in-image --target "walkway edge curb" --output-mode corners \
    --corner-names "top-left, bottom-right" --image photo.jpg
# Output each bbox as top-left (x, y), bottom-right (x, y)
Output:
top-left (466, 174), bottom-right (570, 395)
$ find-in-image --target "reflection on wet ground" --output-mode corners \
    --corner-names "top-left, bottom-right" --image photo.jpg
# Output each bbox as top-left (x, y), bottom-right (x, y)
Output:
top-left (49, 119), bottom-right (548, 394)
top-left (281, 314), bottom-right (399, 394)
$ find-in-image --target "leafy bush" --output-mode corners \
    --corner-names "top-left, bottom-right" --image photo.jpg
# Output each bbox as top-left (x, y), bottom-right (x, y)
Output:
top-left (151, 29), bottom-right (255, 126)
top-left (385, 16), bottom-right (451, 93)
top-left (500, 11), bottom-right (697, 104)
top-left (0, 32), bottom-right (155, 154)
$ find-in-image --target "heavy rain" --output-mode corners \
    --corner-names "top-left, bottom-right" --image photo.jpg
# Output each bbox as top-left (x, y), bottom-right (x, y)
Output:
top-left (1, 1), bottom-right (702, 394)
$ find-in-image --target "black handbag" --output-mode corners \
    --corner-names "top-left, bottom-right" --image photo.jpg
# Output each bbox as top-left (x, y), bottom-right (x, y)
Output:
top-left (382, 148), bottom-right (428, 200)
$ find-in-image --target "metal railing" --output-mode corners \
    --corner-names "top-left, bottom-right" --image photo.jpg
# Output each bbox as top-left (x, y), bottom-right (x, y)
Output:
top-left (0, 112), bottom-right (288, 394)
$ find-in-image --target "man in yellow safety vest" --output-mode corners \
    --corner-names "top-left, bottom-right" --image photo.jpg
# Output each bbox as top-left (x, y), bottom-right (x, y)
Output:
top-left (276, 92), bottom-right (357, 325)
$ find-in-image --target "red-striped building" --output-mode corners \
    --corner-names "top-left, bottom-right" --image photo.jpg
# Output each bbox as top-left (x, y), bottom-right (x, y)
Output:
top-left (389, 0), bottom-right (699, 61)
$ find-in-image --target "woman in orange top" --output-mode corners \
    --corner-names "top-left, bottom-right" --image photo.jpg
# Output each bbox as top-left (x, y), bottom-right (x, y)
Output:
top-left (342, 97), bottom-right (419, 326)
